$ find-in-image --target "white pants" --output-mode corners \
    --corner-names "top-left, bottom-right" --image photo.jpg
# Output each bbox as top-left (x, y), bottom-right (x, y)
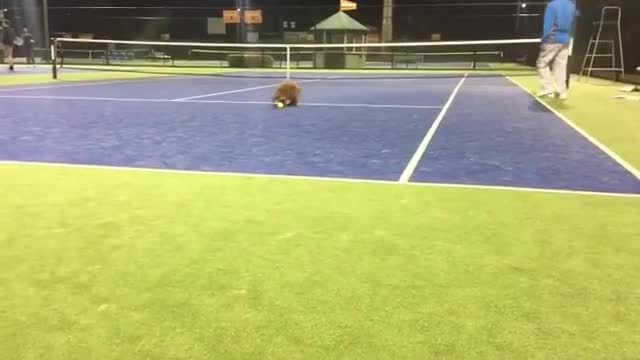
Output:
top-left (2, 44), bottom-right (14, 66)
top-left (537, 43), bottom-right (569, 94)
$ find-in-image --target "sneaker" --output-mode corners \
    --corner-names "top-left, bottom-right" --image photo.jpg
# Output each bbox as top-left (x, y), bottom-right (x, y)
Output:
top-left (558, 92), bottom-right (568, 100)
top-left (9, 65), bottom-right (14, 71)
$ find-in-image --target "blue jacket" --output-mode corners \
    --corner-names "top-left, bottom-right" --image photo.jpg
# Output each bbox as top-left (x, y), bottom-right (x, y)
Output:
top-left (542, 0), bottom-right (576, 44)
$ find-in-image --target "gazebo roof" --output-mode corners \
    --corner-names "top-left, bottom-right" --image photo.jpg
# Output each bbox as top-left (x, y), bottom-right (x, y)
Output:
top-left (311, 11), bottom-right (370, 32)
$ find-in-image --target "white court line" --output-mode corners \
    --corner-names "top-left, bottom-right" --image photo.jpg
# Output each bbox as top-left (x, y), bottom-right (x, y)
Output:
top-left (282, 77), bottom-right (463, 82)
top-left (1, 160), bottom-right (639, 199)
top-left (294, 102), bottom-right (441, 109)
top-left (505, 76), bottom-right (640, 181)
top-left (398, 73), bottom-right (469, 183)
top-left (171, 78), bottom-right (325, 101)
top-left (189, 100), bottom-right (441, 109)
top-left (0, 95), bottom-right (442, 109)
top-left (0, 75), bottom-right (196, 93)
top-left (171, 83), bottom-right (284, 101)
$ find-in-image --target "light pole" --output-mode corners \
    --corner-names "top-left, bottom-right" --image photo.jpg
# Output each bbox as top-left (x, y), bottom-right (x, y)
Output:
top-left (516, 1), bottom-right (528, 34)
top-left (382, 0), bottom-right (393, 43)
top-left (235, 0), bottom-right (244, 43)
top-left (43, 0), bottom-right (49, 45)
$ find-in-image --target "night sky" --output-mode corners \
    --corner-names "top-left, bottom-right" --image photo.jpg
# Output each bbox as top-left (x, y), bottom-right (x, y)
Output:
top-left (31, 0), bottom-right (549, 41)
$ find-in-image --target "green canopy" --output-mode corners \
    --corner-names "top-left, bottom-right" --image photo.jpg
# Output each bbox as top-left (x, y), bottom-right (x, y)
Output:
top-left (311, 11), bottom-right (369, 32)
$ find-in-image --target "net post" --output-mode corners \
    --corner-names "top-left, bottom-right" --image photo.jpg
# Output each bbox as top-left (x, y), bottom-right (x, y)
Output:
top-left (51, 38), bottom-right (57, 80)
top-left (286, 46), bottom-right (291, 80)
top-left (472, 50), bottom-right (477, 70)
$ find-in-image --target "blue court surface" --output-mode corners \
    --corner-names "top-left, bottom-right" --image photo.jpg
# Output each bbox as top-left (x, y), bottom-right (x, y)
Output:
top-left (1, 72), bottom-right (639, 195)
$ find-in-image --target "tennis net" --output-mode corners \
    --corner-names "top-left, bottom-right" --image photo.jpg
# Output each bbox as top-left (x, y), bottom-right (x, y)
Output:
top-left (52, 37), bottom-right (542, 79)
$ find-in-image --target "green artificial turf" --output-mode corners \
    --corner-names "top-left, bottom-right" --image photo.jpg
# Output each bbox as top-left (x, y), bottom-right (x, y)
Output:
top-left (1, 164), bottom-right (639, 360)
top-left (0, 69), bottom-right (165, 86)
top-left (514, 74), bottom-right (640, 170)
top-left (0, 66), bottom-right (238, 86)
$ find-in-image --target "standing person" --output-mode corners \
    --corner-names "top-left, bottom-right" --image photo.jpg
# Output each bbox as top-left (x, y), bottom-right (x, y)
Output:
top-left (1, 22), bottom-right (16, 71)
top-left (22, 27), bottom-right (34, 65)
top-left (536, 0), bottom-right (577, 100)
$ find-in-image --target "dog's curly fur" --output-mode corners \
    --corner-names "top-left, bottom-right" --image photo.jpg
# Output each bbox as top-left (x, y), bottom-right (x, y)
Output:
top-left (273, 81), bottom-right (301, 106)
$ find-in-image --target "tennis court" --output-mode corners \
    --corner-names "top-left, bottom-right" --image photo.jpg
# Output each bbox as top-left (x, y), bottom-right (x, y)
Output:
top-left (2, 38), bottom-right (640, 359)
top-left (1, 70), bottom-right (639, 195)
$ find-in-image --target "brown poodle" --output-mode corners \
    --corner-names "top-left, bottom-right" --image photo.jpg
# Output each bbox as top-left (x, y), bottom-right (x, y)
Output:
top-left (272, 81), bottom-right (301, 107)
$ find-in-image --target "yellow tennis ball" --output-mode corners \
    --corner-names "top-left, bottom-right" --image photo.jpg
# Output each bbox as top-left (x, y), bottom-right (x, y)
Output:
top-left (276, 102), bottom-right (284, 109)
